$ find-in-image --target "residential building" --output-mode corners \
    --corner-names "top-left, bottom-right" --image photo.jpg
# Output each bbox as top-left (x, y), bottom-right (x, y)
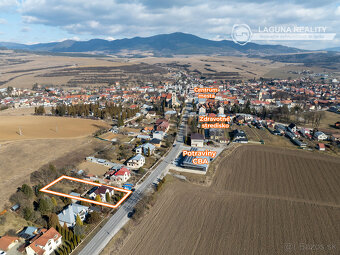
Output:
top-left (288, 123), bottom-right (297, 133)
top-left (110, 167), bottom-right (131, 183)
top-left (19, 226), bottom-right (40, 240)
top-left (232, 130), bottom-right (248, 143)
top-left (126, 154), bottom-right (145, 169)
top-left (89, 186), bottom-right (115, 202)
top-left (25, 228), bottom-right (62, 255)
top-left (58, 203), bottom-right (89, 227)
top-left (152, 131), bottom-right (164, 140)
top-left (199, 106), bottom-right (206, 115)
top-left (149, 138), bottom-right (162, 147)
top-left (155, 119), bottom-right (169, 132)
top-left (69, 192), bottom-right (81, 203)
top-left (191, 133), bottom-right (204, 147)
top-left (135, 143), bottom-right (156, 156)
top-left (317, 143), bottom-right (326, 151)
top-left (314, 131), bottom-right (328, 141)
top-left (0, 236), bottom-right (19, 253)
top-left (218, 106), bottom-right (224, 115)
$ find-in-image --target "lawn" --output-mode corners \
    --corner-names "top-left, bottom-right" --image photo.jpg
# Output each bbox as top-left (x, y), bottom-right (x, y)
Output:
top-left (0, 211), bottom-right (37, 235)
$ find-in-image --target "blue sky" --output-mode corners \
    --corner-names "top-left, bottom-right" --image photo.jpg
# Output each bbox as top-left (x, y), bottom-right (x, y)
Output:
top-left (0, 0), bottom-right (340, 49)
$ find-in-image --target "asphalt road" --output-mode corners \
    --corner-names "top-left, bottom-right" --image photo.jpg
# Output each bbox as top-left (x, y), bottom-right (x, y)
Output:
top-left (79, 106), bottom-right (188, 255)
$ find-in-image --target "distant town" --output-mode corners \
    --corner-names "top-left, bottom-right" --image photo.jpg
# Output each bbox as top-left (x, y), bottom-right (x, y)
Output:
top-left (0, 67), bottom-right (339, 255)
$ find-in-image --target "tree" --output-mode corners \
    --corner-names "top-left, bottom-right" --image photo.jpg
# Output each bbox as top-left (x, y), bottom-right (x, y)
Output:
top-left (48, 213), bottom-right (60, 228)
top-left (66, 244), bottom-right (71, 254)
top-left (32, 83), bottom-right (39, 90)
top-left (35, 106), bottom-right (45, 115)
top-left (244, 100), bottom-right (251, 114)
top-left (21, 184), bottom-right (33, 198)
top-left (76, 235), bottom-right (80, 244)
top-left (65, 228), bottom-right (69, 241)
top-left (62, 223), bottom-right (69, 240)
top-left (68, 229), bottom-right (74, 241)
top-left (51, 197), bottom-right (57, 207)
top-left (74, 225), bottom-right (85, 237)
top-left (87, 212), bottom-right (100, 224)
top-left (73, 237), bottom-right (78, 247)
top-left (80, 200), bottom-right (90, 207)
top-left (23, 207), bottom-right (33, 221)
top-left (69, 241), bottom-right (74, 250)
top-left (7, 86), bottom-right (14, 95)
top-left (95, 194), bottom-right (102, 202)
top-left (117, 115), bottom-right (124, 127)
top-left (38, 198), bottom-right (51, 214)
top-left (75, 214), bottom-right (83, 226)
top-left (105, 192), bottom-right (111, 202)
top-left (61, 197), bottom-right (71, 206)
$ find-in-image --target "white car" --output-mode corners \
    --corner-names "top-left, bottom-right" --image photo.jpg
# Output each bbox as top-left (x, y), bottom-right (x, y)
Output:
top-left (0, 250), bottom-right (7, 255)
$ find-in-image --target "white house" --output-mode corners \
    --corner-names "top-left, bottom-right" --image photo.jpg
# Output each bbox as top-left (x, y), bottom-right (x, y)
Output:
top-left (110, 167), bottom-right (131, 183)
top-left (0, 236), bottom-right (19, 253)
top-left (58, 203), bottom-right (89, 228)
top-left (127, 154), bottom-right (145, 169)
top-left (191, 133), bottom-right (204, 147)
top-left (135, 143), bottom-right (156, 156)
top-left (89, 186), bottom-right (115, 202)
top-left (218, 106), bottom-right (224, 115)
top-left (314, 131), bottom-right (328, 141)
top-left (152, 131), bottom-right (164, 140)
top-left (199, 106), bottom-right (206, 115)
top-left (288, 123), bottom-right (298, 133)
top-left (26, 228), bottom-right (62, 255)
top-left (146, 111), bottom-right (156, 119)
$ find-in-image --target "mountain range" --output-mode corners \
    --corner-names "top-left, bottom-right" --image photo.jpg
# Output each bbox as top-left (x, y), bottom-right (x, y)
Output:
top-left (0, 32), bottom-right (307, 56)
top-left (324, 47), bottom-right (340, 52)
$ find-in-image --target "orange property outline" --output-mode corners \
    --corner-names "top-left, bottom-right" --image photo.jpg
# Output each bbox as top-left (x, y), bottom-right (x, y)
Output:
top-left (40, 175), bottom-right (132, 209)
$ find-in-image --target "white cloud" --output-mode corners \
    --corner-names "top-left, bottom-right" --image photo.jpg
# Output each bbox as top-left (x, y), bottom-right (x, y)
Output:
top-left (57, 36), bottom-right (80, 41)
top-left (0, 0), bottom-right (18, 9)
top-left (0, 18), bottom-right (6, 24)
top-left (9, 0), bottom-right (340, 49)
top-left (335, 6), bottom-right (340, 16)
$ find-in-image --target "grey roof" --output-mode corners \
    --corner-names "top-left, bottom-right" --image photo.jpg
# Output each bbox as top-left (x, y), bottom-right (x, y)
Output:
top-left (109, 163), bottom-right (124, 171)
top-left (58, 203), bottom-right (89, 225)
top-left (150, 138), bottom-right (161, 144)
top-left (19, 226), bottom-right (38, 239)
top-left (181, 148), bottom-right (211, 171)
top-left (142, 143), bottom-right (155, 150)
top-left (191, 133), bottom-right (204, 140)
top-left (70, 192), bottom-right (80, 197)
top-left (129, 154), bottom-right (145, 161)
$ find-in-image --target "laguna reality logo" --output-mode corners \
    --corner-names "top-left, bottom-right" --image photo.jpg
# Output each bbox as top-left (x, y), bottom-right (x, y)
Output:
top-left (231, 23), bottom-right (336, 46)
top-left (231, 24), bottom-right (252, 45)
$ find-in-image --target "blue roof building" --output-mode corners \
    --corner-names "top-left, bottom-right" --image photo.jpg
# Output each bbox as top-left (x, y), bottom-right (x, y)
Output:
top-left (19, 226), bottom-right (39, 240)
top-left (180, 148), bottom-right (212, 172)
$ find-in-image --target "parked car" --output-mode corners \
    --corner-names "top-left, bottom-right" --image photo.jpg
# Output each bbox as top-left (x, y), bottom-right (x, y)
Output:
top-left (127, 209), bottom-right (136, 218)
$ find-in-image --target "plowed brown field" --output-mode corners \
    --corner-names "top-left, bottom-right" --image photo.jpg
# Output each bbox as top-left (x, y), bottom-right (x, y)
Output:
top-left (0, 114), bottom-right (109, 211)
top-left (112, 145), bottom-right (340, 255)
